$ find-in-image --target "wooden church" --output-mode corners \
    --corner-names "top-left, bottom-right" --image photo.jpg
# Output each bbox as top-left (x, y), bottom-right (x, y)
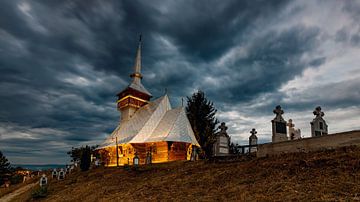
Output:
top-left (98, 36), bottom-right (199, 166)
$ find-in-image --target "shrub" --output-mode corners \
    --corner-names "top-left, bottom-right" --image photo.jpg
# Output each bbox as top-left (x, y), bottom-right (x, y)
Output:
top-left (31, 186), bottom-right (48, 199)
top-left (10, 174), bottom-right (22, 185)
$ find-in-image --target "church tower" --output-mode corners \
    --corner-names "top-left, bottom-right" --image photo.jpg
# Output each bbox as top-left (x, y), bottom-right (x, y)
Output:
top-left (117, 35), bottom-right (152, 122)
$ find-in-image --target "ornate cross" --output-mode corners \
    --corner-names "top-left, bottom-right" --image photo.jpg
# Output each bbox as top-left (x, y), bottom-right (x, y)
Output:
top-left (287, 119), bottom-right (295, 128)
top-left (250, 128), bottom-right (257, 136)
top-left (273, 105), bottom-right (284, 115)
top-left (219, 122), bottom-right (227, 133)
top-left (313, 106), bottom-right (325, 117)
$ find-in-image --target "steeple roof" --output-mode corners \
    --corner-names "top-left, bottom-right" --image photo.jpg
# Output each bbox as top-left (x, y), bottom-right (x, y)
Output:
top-left (128, 35), bottom-right (151, 96)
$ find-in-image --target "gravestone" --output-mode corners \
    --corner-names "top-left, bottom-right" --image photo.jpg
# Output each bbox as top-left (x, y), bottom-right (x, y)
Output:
top-left (66, 165), bottom-right (70, 174)
top-left (52, 169), bottom-right (58, 179)
top-left (58, 168), bottom-right (65, 180)
top-left (190, 146), bottom-right (197, 161)
top-left (287, 119), bottom-right (301, 140)
top-left (213, 122), bottom-right (230, 156)
top-left (271, 105), bottom-right (288, 143)
top-left (249, 128), bottom-right (258, 153)
top-left (310, 106), bottom-right (328, 137)
top-left (40, 174), bottom-right (47, 187)
top-left (145, 152), bottom-right (152, 164)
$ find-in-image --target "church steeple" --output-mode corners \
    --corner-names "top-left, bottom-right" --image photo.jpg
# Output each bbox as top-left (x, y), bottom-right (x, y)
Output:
top-left (130, 35), bottom-right (143, 85)
top-left (116, 35), bottom-right (152, 122)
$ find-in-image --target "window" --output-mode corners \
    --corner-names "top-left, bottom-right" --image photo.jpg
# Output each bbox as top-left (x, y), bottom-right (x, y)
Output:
top-left (319, 122), bottom-right (324, 130)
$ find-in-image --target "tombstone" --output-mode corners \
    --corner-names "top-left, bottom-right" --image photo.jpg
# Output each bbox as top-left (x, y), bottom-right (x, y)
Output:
top-left (310, 106), bottom-right (328, 137)
top-left (287, 119), bottom-right (301, 140)
top-left (4, 178), bottom-right (10, 188)
top-left (190, 146), bottom-right (197, 161)
top-left (40, 174), bottom-right (48, 187)
top-left (145, 152), bottom-right (152, 164)
top-left (95, 159), bottom-right (100, 167)
top-left (52, 169), bottom-right (58, 179)
top-left (249, 128), bottom-right (258, 153)
top-left (213, 122), bottom-right (230, 156)
top-left (271, 105), bottom-right (288, 142)
top-left (58, 168), bottom-right (65, 180)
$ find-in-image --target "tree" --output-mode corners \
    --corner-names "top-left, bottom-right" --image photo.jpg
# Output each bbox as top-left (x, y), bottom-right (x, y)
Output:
top-left (67, 145), bottom-right (97, 171)
top-left (0, 151), bottom-right (12, 185)
top-left (80, 146), bottom-right (91, 171)
top-left (186, 90), bottom-right (219, 158)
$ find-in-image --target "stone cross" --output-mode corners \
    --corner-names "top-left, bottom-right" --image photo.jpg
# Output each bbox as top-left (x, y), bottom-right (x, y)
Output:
top-left (219, 122), bottom-right (228, 133)
top-left (250, 128), bottom-right (257, 136)
top-left (313, 106), bottom-right (325, 117)
top-left (40, 174), bottom-right (47, 187)
top-left (273, 105), bottom-right (284, 116)
top-left (287, 119), bottom-right (295, 128)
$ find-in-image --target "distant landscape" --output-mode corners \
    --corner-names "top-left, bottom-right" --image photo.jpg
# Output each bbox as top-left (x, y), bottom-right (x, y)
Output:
top-left (12, 165), bottom-right (65, 171)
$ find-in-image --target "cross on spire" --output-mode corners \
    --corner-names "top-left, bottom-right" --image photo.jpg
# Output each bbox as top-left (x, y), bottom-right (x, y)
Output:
top-left (130, 34), bottom-right (143, 84)
top-left (313, 106), bottom-right (325, 117)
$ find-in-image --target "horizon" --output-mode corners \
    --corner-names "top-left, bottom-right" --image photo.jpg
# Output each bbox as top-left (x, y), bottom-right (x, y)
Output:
top-left (0, 0), bottom-right (359, 164)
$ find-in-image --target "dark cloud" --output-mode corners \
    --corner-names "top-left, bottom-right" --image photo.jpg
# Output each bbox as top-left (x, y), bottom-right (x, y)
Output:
top-left (0, 0), bottom-right (359, 163)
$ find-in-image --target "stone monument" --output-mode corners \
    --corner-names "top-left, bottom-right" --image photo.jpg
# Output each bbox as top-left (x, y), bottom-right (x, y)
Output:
top-left (213, 122), bottom-right (230, 156)
top-left (52, 169), bottom-right (58, 179)
top-left (287, 119), bottom-right (301, 140)
top-left (271, 105), bottom-right (288, 142)
top-left (249, 128), bottom-right (258, 153)
top-left (310, 106), bottom-right (328, 137)
top-left (40, 174), bottom-right (47, 187)
top-left (58, 168), bottom-right (65, 180)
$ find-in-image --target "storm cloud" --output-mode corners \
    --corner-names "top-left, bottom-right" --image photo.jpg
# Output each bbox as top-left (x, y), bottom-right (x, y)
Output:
top-left (0, 0), bottom-right (359, 164)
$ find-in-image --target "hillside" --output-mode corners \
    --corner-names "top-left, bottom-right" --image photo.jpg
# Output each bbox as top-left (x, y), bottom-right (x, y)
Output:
top-left (14, 146), bottom-right (360, 201)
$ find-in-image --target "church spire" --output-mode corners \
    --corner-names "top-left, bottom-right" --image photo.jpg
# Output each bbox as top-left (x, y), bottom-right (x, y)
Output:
top-left (130, 34), bottom-right (143, 85)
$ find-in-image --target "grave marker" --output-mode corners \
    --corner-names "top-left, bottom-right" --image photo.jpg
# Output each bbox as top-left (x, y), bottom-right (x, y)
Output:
top-left (287, 119), bottom-right (301, 140)
top-left (249, 128), bottom-right (258, 153)
top-left (40, 174), bottom-right (47, 187)
top-left (271, 105), bottom-right (288, 142)
top-left (213, 122), bottom-right (230, 156)
top-left (310, 106), bottom-right (328, 137)
top-left (58, 168), bottom-right (65, 180)
top-left (52, 169), bottom-right (58, 179)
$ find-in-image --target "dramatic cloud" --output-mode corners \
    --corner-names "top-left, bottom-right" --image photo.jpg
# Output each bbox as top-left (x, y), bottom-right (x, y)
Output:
top-left (0, 0), bottom-right (359, 164)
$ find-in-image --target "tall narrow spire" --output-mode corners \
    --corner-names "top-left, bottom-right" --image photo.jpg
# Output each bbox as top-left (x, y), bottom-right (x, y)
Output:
top-left (130, 34), bottom-right (142, 85)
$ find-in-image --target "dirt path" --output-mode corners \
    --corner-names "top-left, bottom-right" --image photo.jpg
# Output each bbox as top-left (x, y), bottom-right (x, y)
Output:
top-left (0, 182), bottom-right (37, 202)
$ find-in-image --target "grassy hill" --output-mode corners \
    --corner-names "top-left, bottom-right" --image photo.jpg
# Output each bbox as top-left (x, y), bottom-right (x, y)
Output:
top-left (15, 146), bottom-right (360, 201)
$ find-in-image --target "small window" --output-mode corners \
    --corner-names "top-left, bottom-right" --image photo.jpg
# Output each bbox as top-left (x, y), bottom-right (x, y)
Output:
top-left (319, 122), bottom-right (324, 130)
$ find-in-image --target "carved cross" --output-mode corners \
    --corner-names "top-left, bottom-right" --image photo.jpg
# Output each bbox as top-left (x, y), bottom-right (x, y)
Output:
top-left (219, 122), bottom-right (227, 133)
top-left (313, 106), bottom-right (325, 117)
top-left (287, 119), bottom-right (295, 128)
top-left (250, 128), bottom-right (257, 136)
top-left (273, 105), bottom-right (284, 115)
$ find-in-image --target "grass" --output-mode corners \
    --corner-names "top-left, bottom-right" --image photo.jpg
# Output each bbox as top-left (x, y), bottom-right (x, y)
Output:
top-left (10, 146), bottom-right (360, 201)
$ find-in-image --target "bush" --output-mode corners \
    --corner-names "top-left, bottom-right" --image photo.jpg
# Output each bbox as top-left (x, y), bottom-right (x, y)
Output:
top-left (10, 174), bottom-right (22, 185)
top-left (31, 186), bottom-right (48, 199)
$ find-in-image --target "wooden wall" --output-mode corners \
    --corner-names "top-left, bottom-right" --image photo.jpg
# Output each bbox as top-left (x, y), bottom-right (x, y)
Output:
top-left (101, 141), bottom-right (195, 166)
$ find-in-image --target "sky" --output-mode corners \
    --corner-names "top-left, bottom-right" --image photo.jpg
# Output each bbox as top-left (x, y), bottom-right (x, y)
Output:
top-left (0, 0), bottom-right (359, 164)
